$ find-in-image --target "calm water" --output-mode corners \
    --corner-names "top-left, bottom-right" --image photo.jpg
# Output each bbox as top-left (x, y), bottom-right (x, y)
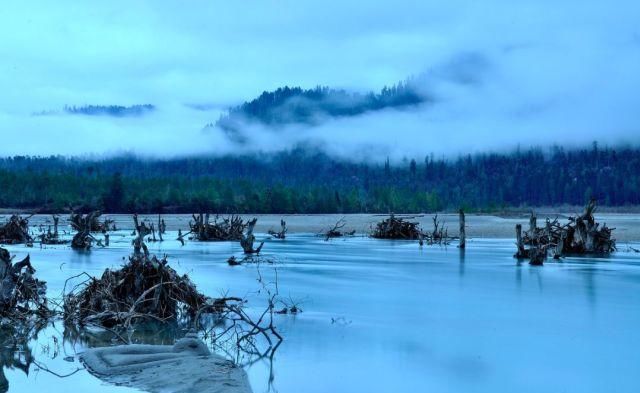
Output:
top-left (2, 232), bottom-right (640, 393)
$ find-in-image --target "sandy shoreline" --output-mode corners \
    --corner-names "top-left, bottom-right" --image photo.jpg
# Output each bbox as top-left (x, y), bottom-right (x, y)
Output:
top-left (4, 212), bottom-right (639, 242)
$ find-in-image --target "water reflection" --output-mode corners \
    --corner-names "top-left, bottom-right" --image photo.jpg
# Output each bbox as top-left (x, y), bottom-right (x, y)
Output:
top-left (0, 321), bottom-right (44, 392)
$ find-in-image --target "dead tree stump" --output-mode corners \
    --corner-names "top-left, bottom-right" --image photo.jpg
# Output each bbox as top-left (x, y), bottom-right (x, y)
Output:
top-left (240, 218), bottom-right (264, 254)
top-left (458, 209), bottom-right (466, 249)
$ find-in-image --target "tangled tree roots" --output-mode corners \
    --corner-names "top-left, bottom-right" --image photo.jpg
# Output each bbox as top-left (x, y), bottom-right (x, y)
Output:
top-left (515, 199), bottom-right (616, 261)
top-left (190, 214), bottom-right (248, 241)
top-left (0, 215), bottom-right (32, 245)
top-left (0, 248), bottom-right (48, 319)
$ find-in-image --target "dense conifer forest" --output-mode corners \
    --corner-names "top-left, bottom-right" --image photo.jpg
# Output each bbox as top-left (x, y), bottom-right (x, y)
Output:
top-left (0, 144), bottom-right (638, 213)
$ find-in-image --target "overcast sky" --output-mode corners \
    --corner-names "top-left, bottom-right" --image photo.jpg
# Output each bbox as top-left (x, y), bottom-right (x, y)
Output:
top-left (1, 1), bottom-right (639, 159)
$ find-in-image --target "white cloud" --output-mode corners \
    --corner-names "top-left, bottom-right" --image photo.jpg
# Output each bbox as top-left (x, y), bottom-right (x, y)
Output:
top-left (0, 0), bottom-right (638, 157)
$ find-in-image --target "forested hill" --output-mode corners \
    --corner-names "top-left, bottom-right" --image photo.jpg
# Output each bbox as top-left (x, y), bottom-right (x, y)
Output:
top-left (0, 145), bottom-right (638, 213)
top-left (214, 82), bottom-right (425, 135)
top-left (64, 104), bottom-right (155, 117)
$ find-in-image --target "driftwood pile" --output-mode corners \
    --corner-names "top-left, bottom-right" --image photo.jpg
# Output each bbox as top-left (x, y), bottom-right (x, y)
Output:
top-left (0, 215), bottom-right (32, 245)
top-left (0, 248), bottom-right (48, 319)
top-left (371, 214), bottom-right (422, 240)
top-left (63, 241), bottom-right (234, 328)
top-left (190, 214), bottom-right (248, 241)
top-left (515, 199), bottom-right (616, 265)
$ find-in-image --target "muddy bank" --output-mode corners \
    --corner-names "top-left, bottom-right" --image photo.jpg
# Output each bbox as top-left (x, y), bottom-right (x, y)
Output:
top-left (5, 213), bottom-right (640, 242)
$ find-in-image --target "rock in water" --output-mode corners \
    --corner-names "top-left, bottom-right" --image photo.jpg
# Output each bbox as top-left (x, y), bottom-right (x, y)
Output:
top-left (80, 333), bottom-right (252, 393)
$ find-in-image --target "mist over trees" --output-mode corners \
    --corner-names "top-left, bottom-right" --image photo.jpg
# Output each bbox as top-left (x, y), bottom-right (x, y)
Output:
top-left (214, 82), bottom-right (426, 137)
top-left (0, 144), bottom-right (638, 213)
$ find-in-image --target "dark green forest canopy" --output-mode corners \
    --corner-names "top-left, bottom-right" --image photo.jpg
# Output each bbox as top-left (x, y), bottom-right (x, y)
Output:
top-left (0, 145), bottom-right (638, 213)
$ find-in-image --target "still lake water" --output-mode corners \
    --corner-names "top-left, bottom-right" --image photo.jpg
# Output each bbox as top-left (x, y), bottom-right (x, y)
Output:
top-left (2, 232), bottom-right (640, 393)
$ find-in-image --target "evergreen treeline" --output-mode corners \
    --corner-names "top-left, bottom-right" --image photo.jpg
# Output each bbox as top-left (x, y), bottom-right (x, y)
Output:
top-left (0, 144), bottom-right (638, 213)
top-left (215, 83), bottom-right (425, 133)
top-left (64, 104), bottom-right (155, 117)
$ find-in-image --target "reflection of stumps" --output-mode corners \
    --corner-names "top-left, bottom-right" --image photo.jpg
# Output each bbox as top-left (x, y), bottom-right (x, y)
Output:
top-left (458, 209), bottom-right (466, 249)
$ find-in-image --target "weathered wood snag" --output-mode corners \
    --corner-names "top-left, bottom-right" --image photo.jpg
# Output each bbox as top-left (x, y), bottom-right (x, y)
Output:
top-left (240, 218), bottom-right (264, 254)
top-left (71, 211), bottom-right (102, 250)
top-left (321, 218), bottom-right (356, 241)
top-left (515, 199), bottom-right (615, 261)
top-left (268, 220), bottom-right (287, 239)
top-left (70, 211), bottom-right (114, 232)
top-left (39, 215), bottom-right (67, 245)
top-left (0, 248), bottom-right (48, 318)
top-left (458, 209), bottom-right (466, 249)
top-left (0, 215), bottom-right (32, 245)
top-left (157, 214), bottom-right (167, 235)
top-left (190, 214), bottom-right (248, 241)
top-left (132, 214), bottom-right (151, 256)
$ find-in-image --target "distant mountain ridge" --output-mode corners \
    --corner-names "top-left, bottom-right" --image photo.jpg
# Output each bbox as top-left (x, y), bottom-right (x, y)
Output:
top-left (64, 104), bottom-right (155, 117)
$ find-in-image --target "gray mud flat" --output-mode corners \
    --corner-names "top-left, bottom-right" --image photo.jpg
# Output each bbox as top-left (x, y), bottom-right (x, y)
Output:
top-left (80, 334), bottom-right (252, 393)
